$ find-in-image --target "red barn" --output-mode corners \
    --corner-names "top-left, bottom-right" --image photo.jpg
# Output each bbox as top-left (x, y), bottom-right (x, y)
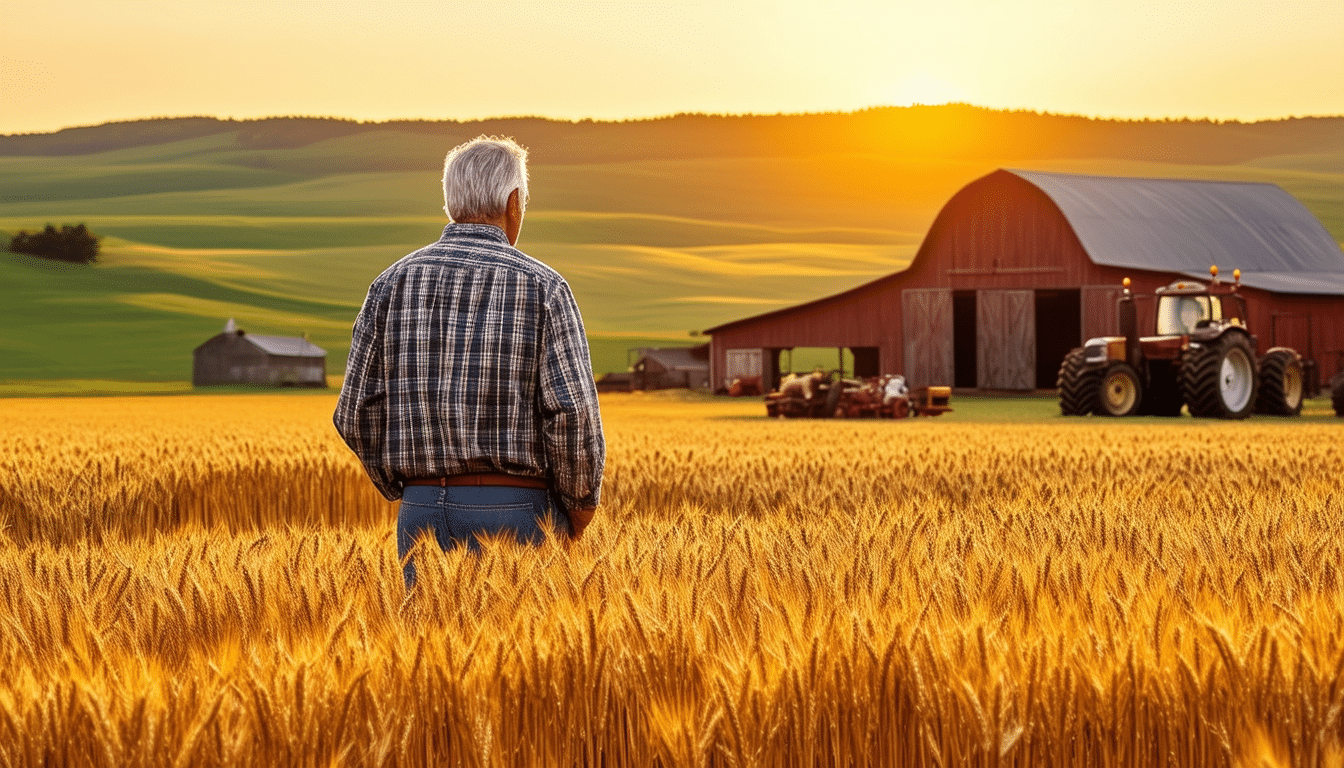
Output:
top-left (706, 169), bottom-right (1344, 394)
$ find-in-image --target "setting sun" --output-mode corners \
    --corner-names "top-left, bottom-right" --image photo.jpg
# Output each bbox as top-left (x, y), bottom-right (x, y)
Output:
top-left (877, 71), bottom-right (971, 110)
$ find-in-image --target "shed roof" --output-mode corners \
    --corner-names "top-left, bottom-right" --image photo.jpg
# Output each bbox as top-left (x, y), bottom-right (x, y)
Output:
top-left (245, 334), bottom-right (327, 357)
top-left (1009, 169), bottom-right (1344, 294)
top-left (636, 346), bottom-right (709, 370)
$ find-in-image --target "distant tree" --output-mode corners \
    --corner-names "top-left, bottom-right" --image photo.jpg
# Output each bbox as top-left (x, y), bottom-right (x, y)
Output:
top-left (8, 223), bottom-right (100, 263)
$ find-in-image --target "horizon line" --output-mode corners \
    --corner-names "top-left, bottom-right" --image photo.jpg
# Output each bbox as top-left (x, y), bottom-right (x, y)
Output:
top-left (6, 102), bottom-right (1344, 139)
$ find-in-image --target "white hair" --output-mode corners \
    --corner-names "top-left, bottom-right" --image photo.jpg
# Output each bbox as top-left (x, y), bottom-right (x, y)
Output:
top-left (441, 136), bottom-right (529, 222)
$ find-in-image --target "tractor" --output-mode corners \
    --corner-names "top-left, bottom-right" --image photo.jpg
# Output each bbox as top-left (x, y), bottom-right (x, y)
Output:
top-left (1057, 266), bottom-right (1304, 419)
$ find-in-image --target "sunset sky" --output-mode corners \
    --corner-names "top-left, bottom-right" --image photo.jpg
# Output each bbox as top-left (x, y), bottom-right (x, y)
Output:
top-left (2, 0), bottom-right (1341, 135)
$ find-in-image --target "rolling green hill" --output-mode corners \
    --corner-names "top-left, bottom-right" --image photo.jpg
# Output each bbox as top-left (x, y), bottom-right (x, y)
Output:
top-left (2, 107), bottom-right (1342, 391)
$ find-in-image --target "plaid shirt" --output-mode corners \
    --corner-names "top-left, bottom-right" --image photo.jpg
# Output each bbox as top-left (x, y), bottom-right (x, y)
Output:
top-left (333, 223), bottom-right (604, 510)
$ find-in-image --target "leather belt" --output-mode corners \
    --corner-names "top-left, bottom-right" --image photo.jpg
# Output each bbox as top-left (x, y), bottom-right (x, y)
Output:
top-left (404, 472), bottom-right (549, 490)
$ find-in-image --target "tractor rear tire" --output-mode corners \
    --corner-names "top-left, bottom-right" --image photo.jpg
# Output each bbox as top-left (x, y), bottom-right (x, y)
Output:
top-left (1095, 362), bottom-right (1143, 416)
top-left (1057, 347), bottom-right (1103, 416)
top-left (1179, 334), bottom-right (1258, 419)
top-left (1255, 348), bottom-right (1304, 416)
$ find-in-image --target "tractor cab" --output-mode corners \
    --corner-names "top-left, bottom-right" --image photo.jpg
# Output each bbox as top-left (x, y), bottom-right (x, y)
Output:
top-left (1155, 285), bottom-right (1221, 335)
top-left (1152, 269), bottom-right (1248, 339)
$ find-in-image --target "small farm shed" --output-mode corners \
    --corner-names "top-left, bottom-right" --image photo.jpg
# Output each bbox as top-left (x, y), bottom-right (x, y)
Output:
top-left (193, 319), bottom-right (327, 387)
top-left (595, 372), bottom-right (634, 393)
top-left (596, 344), bottom-right (711, 392)
top-left (706, 169), bottom-right (1344, 393)
top-left (631, 345), bottom-right (710, 390)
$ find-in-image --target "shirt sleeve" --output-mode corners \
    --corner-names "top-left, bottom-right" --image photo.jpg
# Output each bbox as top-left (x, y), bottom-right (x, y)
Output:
top-left (333, 283), bottom-right (400, 501)
top-left (538, 280), bottom-right (606, 511)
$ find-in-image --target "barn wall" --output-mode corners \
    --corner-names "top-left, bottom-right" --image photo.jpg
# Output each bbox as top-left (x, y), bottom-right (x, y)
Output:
top-left (898, 170), bottom-right (1108, 293)
top-left (709, 283), bottom-right (902, 390)
top-left (1240, 288), bottom-right (1344, 388)
top-left (1081, 285), bottom-right (1123, 338)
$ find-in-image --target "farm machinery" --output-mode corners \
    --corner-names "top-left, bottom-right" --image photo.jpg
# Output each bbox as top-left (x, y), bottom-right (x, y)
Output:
top-left (1058, 266), bottom-right (1304, 419)
top-left (765, 371), bottom-right (952, 419)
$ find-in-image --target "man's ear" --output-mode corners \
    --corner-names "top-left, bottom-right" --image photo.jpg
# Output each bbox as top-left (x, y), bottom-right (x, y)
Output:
top-left (504, 188), bottom-right (523, 245)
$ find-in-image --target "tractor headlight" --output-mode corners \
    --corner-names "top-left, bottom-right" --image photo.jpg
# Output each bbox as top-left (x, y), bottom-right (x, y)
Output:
top-left (1083, 340), bottom-right (1107, 365)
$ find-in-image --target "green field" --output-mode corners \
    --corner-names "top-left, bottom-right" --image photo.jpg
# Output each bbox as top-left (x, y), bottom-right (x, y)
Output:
top-left (2, 108), bottom-right (1342, 389)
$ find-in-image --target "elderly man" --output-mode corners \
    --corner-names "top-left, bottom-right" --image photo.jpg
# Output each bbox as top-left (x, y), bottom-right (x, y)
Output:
top-left (334, 136), bottom-right (604, 587)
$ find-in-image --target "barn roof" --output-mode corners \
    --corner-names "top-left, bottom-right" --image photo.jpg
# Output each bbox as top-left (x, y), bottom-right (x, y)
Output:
top-left (245, 334), bottom-right (326, 357)
top-left (1008, 169), bottom-right (1344, 294)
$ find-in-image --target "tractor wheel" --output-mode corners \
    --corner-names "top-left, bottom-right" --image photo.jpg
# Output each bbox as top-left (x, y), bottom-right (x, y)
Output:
top-left (890, 398), bottom-right (910, 419)
top-left (1255, 348), bottom-right (1304, 416)
top-left (1179, 333), bottom-right (1258, 419)
top-left (1057, 347), bottom-right (1102, 416)
top-left (1095, 362), bottom-right (1143, 417)
top-left (824, 383), bottom-right (844, 419)
top-left (1332, 374), bottom-right (1344, 417)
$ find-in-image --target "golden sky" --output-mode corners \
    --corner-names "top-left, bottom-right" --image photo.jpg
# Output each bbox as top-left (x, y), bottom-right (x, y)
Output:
top-left (2, 0), bottom-right (1341, 134)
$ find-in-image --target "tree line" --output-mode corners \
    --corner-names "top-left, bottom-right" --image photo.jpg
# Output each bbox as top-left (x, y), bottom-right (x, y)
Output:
top-left (7, 223), bottom-right (100, 264)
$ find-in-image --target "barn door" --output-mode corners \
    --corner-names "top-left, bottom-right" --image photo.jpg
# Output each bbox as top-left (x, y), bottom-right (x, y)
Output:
top-left (724, 348), bottom-right (762, 389)
top-left (977, 290), bottom-right (1035, 390)
top-left (901, 289), bottom-right (953, 388)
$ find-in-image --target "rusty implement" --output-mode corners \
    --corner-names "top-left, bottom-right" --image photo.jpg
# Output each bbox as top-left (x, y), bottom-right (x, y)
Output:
top-left (908, 385), bottom-right (953, 417)
top-left (765, 373), bottom-right (950, 419)
top-left (764, 371), bottom-right (832, 418)
top-left (727, 375), bottom-right (763, 397)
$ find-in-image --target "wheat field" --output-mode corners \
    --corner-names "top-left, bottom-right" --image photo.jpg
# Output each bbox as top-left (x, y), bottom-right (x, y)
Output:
top-left (1, 393), bottom-right (1342, 767)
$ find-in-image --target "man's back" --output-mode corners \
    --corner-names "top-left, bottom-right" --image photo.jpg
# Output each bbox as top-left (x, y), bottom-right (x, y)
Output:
top-left (335, 222), bottom-right (604, 512)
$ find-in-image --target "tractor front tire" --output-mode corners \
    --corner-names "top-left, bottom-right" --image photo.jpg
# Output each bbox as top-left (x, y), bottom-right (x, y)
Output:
top-left (1179, 334), bottom-right (1258, 419)
top-left (1096, 362), bottom-right (1143, 416)
top-left (1332, 374), bottom-right (1344, 417)
top-left (1057, 347), bottom-right (1103, 416)
top-left (1255, 348), bottom-right (1304, 416)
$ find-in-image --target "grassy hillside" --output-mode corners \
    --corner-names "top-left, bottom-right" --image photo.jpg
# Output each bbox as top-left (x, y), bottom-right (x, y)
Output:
top-left (2, 107), bottom-right (1342, 388)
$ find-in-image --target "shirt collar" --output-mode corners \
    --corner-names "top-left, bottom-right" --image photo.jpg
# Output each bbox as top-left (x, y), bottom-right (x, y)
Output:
top-left (440, 222), bottom-right (511, 245)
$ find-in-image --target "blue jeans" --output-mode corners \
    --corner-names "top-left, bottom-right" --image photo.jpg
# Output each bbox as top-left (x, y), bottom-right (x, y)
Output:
top-left (396, 485), bottom-right (570, 588)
